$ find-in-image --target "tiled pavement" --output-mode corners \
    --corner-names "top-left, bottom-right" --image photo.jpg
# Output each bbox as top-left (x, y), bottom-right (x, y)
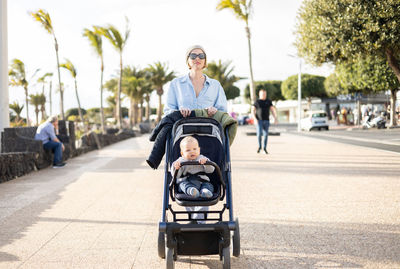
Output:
top-left (0, 126), bottom-right (399, 268)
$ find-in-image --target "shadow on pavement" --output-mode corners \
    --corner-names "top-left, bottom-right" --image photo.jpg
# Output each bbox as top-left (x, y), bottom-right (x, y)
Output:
top-left (237, 220), bottom-right (399, 268)
top-left (0, 141), bottom-right (151, 265)
top-left (173, 220), bottom-right (399, 268)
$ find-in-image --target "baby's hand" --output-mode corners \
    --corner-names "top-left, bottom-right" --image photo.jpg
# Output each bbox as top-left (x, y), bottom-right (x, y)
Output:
top-left (173, 161), bottom-right (181, 170)
top-left (199, 157), bottom-right (207, 164)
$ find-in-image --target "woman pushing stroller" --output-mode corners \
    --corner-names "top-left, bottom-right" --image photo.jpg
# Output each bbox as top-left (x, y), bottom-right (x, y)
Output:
top-left (151, 45), bottom-right (239, 268)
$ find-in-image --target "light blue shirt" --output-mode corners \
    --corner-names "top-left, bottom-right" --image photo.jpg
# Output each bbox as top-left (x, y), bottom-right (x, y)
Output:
top-left (35, 122), bottom-right (57, 144)
top-left (164, 74), bottom-right (227, 115)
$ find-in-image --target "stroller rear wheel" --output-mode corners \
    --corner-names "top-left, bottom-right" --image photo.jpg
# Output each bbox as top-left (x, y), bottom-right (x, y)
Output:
top-left (158, 231), bottom-right (165, 259)
top-left (166, 247), bottom-right (175, 269)
top-left (232, 218), bottom-right (240, 257)
top-left (222, 247), bottom-right (230, 268)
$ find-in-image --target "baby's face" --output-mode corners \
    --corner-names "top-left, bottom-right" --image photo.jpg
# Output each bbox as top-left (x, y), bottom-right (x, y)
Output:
top-left (181, 141), bottom-right (200, 161)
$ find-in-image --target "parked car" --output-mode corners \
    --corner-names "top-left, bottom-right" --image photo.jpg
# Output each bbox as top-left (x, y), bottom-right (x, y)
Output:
top-left (301, 110), bottom-right (329, 131)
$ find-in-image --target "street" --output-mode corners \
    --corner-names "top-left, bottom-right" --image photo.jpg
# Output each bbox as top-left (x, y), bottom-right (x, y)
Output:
top-left (0, 125), bottom-right (399, 268)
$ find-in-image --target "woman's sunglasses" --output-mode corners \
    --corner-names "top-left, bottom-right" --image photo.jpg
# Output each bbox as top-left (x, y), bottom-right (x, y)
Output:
top-left (189, 53), bottom-right (206, 60)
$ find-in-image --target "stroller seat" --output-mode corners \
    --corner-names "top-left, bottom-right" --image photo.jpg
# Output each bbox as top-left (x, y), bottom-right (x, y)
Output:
top-left (168, 117), bottom-right (226, 207)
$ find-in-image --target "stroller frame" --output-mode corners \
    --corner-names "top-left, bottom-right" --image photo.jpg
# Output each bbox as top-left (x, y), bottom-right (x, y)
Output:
top-left (158, 117), bottom-right (240, 268)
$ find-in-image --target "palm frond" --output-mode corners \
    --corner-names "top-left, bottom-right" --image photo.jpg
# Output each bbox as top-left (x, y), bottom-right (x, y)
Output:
top-left (103, 25), bottom-right (124, 51)
top-left (37, 72), bottom-right (53, 83)
top-left (9, 101), bottom-right (24, 115)
top-left (9, 59), bottom-right (28, 87)
top-left (29, 93), bottom-right (46, 106)
top-left (216, 0), bottom-right (250, 22)
top-left (30, 9), bottom-right (53, 35)
top-left (60, 59), bottom-right (77, 78)
top-left (83, 28), bottom-right (103, 57)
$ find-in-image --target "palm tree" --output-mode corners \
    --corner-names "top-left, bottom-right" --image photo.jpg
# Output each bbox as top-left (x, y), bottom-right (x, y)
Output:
top-left (216, 0), bottom-right (256, 103)
top-left (9, 59), bottom-right (30, 126)
top-left (141, 80), bottom-right (153, 122)
top-left (105, 95), bottom-right (117, 120)
top-left (60, 59), bottom-right (85, 124)
top-left (95, 19), bottom-right (130, 129)
top-left (83, 27), bottom-right (106, 133)
top-left (104, 77), bottom-right (118, 120)
top-left (9, 101), bottom-right (24, 123)
top-left (205, 59), bottom-right (243, 90)
top-left (30, 9), bottom-right (65, 119)
top-left (146, 62), bottom-right (175, 122)
top-left (29, 93), bottom-right (46, 126)
top-left (122, 66), bottom-right (145, 127)
top-left (37, 72), bottom-right (52, 120)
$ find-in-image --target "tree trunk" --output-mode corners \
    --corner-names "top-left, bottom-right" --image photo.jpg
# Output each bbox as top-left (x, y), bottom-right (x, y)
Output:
top-left (116, 53), bottom-right (123, 129)
top-left (41, 84), bottom-right (46, 120)
top-left (390, 89), bottom-right (398, 127)
top-left (307, 97), bottom-right (312, 110)
top-left (128, 98), bottom-right (134, 128)
top-left (40, 105), bottom-right (46, 121)
top-left (245, 23), bottom-right (256, 104)
top-left (385, 49), bottom-right (400, 127)
top-left (145, 94), bottom-right (150, 121)
top-left (356, 97), bottom-right (361, 126)
top-left (74, 79), bottom-right (85, 126)
top-left (54, 37), bottom-right (64, 120)
top-left (134, 101), bottom-right (139, 125)
top-left (35, 107), bottom-right (39, 126)
top-left (100, 60), bottom-right (105, 134)
top-left (49, 81), bottom-right (52, 116)
top-left (139, 99), bottom-right (143, 123)
top-left (24, 87), bottom-right (30, 126)
top-left (157, 91), bottom-right (162, 122)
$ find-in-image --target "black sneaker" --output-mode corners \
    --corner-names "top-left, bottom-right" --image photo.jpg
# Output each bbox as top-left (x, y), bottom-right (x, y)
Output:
top-left (53, 162), bottom-right (66, 168)
top-left (264, 149), bottom-right (269, 154)
top-left (257, 148), bottom-right (261, 153)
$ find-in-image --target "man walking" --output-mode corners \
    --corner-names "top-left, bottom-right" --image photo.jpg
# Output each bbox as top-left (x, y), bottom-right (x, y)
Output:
top-left (252, 89), bottom-right (278, 154)
top-left (35, 115), bottom-right (66, 168)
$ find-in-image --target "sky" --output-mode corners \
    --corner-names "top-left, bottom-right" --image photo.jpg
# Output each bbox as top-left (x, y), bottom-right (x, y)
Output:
top-left (7, 0), bottom-right (333, 120)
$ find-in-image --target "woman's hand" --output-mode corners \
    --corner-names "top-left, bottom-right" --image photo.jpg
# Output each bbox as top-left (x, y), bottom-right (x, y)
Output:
top-left (179, 108), bottom-right (191, 117)
top-left (206, 107), bottom-right (217, 117)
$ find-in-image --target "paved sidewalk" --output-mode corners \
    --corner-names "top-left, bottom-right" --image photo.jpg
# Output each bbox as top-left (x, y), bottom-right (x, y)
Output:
top-left (0, 127), bottom-right (399, 268)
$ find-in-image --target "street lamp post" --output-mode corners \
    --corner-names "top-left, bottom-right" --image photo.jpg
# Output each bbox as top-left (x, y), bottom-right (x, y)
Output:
top-left (297, 59), bottom-right (302, 132)
top-left (0, 0), bottom-right (9, 151)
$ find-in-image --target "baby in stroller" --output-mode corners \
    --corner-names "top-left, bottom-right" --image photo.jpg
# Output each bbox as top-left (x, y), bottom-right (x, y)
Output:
top-left (171, 136), bottom-right (215, 198)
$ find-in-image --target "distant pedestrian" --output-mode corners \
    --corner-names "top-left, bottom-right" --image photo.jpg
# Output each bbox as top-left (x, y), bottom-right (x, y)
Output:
top-left (34, 115), bottom-right (66, 168)
top-left (252, 89), bottom-right (278, 154)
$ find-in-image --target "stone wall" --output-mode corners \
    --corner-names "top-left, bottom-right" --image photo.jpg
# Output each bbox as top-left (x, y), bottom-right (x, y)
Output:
top-left (0, 152), bottom-right (37, 183)
top-left (0, 122), bottom-right (138, 183)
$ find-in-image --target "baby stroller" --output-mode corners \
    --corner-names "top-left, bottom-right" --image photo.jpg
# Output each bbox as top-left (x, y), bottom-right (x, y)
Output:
top-left (158, 117), bottom-right (240, 268)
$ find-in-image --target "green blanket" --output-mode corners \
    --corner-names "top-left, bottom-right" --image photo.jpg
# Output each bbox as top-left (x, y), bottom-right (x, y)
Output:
top-left (194, 109), bottom-right (238, 145)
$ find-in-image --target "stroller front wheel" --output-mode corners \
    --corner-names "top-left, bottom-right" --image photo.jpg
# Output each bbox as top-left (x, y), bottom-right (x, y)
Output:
top-left (222, 247), bottom-right (230, 268)
top-left (166, 247), bottom-right (175, 269)
top-left (158, 231), bottom-right (165, 259)
top-left (232, 218), bottom-right (240, 257)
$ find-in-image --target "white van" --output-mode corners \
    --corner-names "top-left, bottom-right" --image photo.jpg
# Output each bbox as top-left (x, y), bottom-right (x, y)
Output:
top-left (301, 110), bottom-right (329, 131)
